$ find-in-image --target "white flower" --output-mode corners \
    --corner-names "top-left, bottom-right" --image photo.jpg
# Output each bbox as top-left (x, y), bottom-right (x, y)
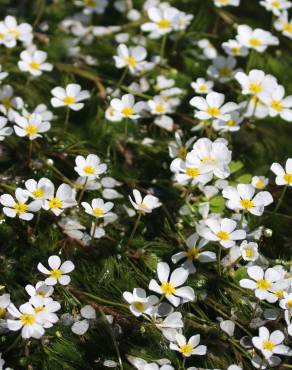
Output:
top-left (0, 188), bottom-right (41, 220)
top-left (75, 0), bottom-right (108, 14)
top-left (170, 333), bottom-right (207, 357)
top-left (274, 11), bottom-right (292, 39)
top-left (170, 151), bottom-right (213, 186)
top-left (235, 69), bottom-right (278, 97)
top-left (110, 94), bottom-right (145, 119)
top-left (7, 302), bottom-right (44, 339)
top-left (252, 327), bottom-right (291, 359)
top-left (271, 158), bottom-right (292, 186)
top-left (260, 85), bottom-right (292, 121)
top-left (154, 115), bottom-right (174, 131)
top-left (240, 266), bottom-right (281, 303)
top-left (236, 25), bottom-right (279, 52)
top-left (155, 312), bottom-right (184, 341)
top-left (129, 189), bottom-right (161, 214)
top-left (190, 92), bottom-right (238, 121)
top-left (43, 183), bottom-right (77, 216)
top-left (197, 218), bottom-right (246, 248)
top-left (0, 85), bottom-right (24, 120)
top-left (141, 6), bottom-right (179, 39)
top-left (168, 132), bottom-right (196, 159)
top-left (51, 84), bottom-right (90, 111)
top-left (260, 0), bottom-right (291, 16)
top-left (25, 281), bottom-right (54, 300)
top-left (82, 198), bottom-right (113, 218)
top-left (149, 262), bottom-right (195, 307)
top-left (18, 49), bottom-right (53, 76)
top-left (0, 64), bottom-right (8, 83)
top-left (213, 111), bottom-right (243, 133)
top-left (24, 177), bottom-right (54, 202)
top-left (0, 294), bottom-right (10, 319)
top-left (252, 176), bottom-right (269, 189)
top-left (213, 0), bottom-right (240, 7)
top-left (29, 295), bottom-right (60, 328)
top-left (191, 78), bottom-right (214, 95)
top-left (220, 320), bottom-right (235, 337)
top-left (0, 116), bottom-right (12, 140)
top-left (37, 255), bottom-right (75, 286)
top-left (197, 39), bottom-right (218, 59)
top-left (171, 233), bottom-right (216, 273)
top-left (14, 113), bottom-right (50, 140)
top-left (148, 96), bottom-right (173, 115)
top-left (113, 44), bottom-right (147, 74)
top-left (74, 154), bottom-right (107, 178)
top-left (71, 305), bottom-right (96, 335)
top-left (0, 16), bottom-right (33, 48)
top-left (222, 39), bottom-right (249, 57)
top-left (123, 288), bottom-right (159, 317)
top-left (239, 240), bottom-right (259, 261)
top-left (192, 138), bottom-right (232, 179)
top-left (222, 184), bottom-right (273, 215)
top-left (58, 217), bottom-right (88, 242)
top-left (280, 292), bottom-right (292, 311)
top-left (207, 56), bottom-right (240, 83)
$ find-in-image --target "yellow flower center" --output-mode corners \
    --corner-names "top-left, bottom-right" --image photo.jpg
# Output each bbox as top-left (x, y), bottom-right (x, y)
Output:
top-left (20, 313), bottom-right (36, 326)
top-left (32, 189), bottom-right (44, 199)
top-left (180, 344), bottom-right (193, 356)
top-left (275, 290), bottom-right (284, 298)
top-left (37, 290), bottom-right (46, 297)
top-left (257, 279), bottom-right (271, 290)
top-left (287, 299), bottom-right (292, 308)
top-left (50, 269), bottom-right (62, 280)
top-left (240, 198), bottom-right (254, 209)
top-left (263, 340), bottom-right (275, 351)
top-left (219, 67), bottom-right (231, 77)
top-left (0, 307), bottom-right (6, 318)
top-left (272, 1), bottom-right (280, 7)
top-left (249, 38), bottom-right (262, 47)
top-left (8, 28), bottom-right (21, 38)
top-left (25, 124), bottom-right (38, 136)
top-left (245, 246), bottom-right (252, 258)
top-left (155, 105), bottom-right (166, 113)
top-left (178, 146), bottom-right (187, 159)
top-left (255, 180), bottom-right (265, 188)
top-left (83, 165), bottom-right (95, 175)
top-left (283, 23), bottom-right (292, 33)
top-left (248, 83), bottom-right (262, 94)
top-left (92, 208), bottom-right (105, 217)
top-left (186, 167), bottom-right (200, 178)
top-left (271, 100), bottom-right (283, 112)
top-left (186, 246), bottom-right (200, 260)
top-left (121, 106), bottom-right (134, 117)
top-left (34, 306), bottom-right (45, 313)
top-left (284, 173), bottom-right (292, 184)
top-left (63, 96), bottom-right (76, 104)
top-left (158, 19), bottom-right (171, 29)
top-left (2, 98), bottom-right (12, 109)
top-left (231, 46), bottom-right (241, 55)
top-left (48, 197), bottom-right (63, 209)
top-left (84, 0), bottom-right (96, 6)
top-left (29, 61), bottom-right (41, 70)
top-left (133, 302), bottom-right (145, 312)
top-left (226, 119), bottom-right (235, 126)
top-left (199, 85), bottom-right (207, 91)
top-left (14, 202), bottom-right (28, 214)
top-left (125, 56), bottom-right (137, 67)
top-left (207, 107), bottom-right (221, 116)
top-left (216, 230), bottom-right (229, 240)
top-left (160, 281), bottom-right (176, 295)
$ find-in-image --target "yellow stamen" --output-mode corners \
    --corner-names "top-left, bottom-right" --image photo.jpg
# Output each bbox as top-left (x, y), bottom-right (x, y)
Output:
top-left (180, 344), bottom-right (193, 356)
top-left (186, 247), bottom-right (200, 260)
top-left (284, 173), bottom-right (292, 184)
top-left (283, 23), bottom-right (292, 33)
top-left (20, 313), bottom-right (36, 325)
top-left (207, 107), bottom-right (221, 116)
top-left (160, 281), bottom-right (176, 295)
top-left (50, 269), bottom-right (62, 280)
top-left (231, 47), bottom-right (241, 55)
top-left (226, 119), bottom-right (235, 126)
top-left (245, 247), bottom-right (252, 258)
top-left (92, 208), bottom-right (105, 217)
top-left (29, 61), bottom-right (40, 70)
top-left (249, 38), bottom-right (262, 47)
top-left (0, 307), bottom-right (6, 318)
top-left (32, 189), bottom-right (44, 199)
top-left (248, 83), bottom-right (262, 94)
top-left (155, 105), bottom-right (166, 113)
top-left (199, 85), bottom-right (207, 91)
top-left (48, 197), bottom-right (63, 209)
top-left (216, 230), bottom-right (229, 241)
top-left (186, 167), bottom-right (200, 178)
top-left (178, 146), bottom-right (187, 159)
top-left (14, 202), bottom-right (28, 215)
top-left (275, 290), bottom-right (284, 298)
top-left (263, 340), bottom-right (275, 351)
top-left (257, 279), bottom-right (271, 290)
top-left (133, 302), bottom-right (145, 312)
top-left (219, 67), bottom-right (231, 77)
top-left (271, 100), bottom-right (283, 112)
top-left (34, 306), bottom-right (45, 313)
top-left (255, 180), bottom-right (265, 188)
top-left (158, 19), bottom-right (170, 29)
top-left (240, 199), bottom-right (254, 209)
top-left (121, 106), bottom-right (134, 117)
top-left (125, 56), bottom-right (137, 67)
top-left (83, 165), bottom-right (95, 175)
top-left (63, 96), bottom-right (76, 104)
top-left (287, 299), bottom-right (292, 308)
top-left (25, 124), bottom-right (38, 136)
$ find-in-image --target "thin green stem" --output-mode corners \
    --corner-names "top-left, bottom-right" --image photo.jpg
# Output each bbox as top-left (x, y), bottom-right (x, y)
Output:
top-left (28, 140), bottom-right (33, 165)
top-left (123, 212), bottom-right (142, 251)
top-left (274, 185), bottom-right (287, 213)
top-left (112, 68), bottom-right (128, 95)
top-left (77, 177), bottom-right (88, 203)
top-left (63, 107), bottom-right (70, 134)
top-left (160, 34), bottom-right (167, 61)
